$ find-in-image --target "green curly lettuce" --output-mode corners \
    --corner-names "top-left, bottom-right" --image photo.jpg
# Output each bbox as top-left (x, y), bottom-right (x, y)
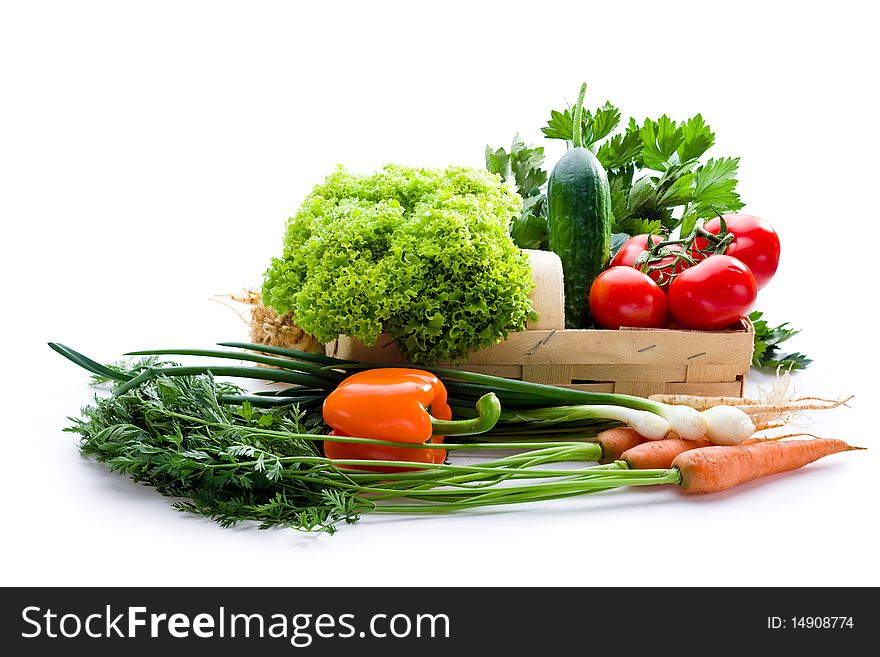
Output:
top-left (262, 164), bottom-right (536, 364)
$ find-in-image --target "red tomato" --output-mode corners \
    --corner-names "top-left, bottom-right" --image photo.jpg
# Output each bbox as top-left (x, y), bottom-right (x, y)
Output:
top-left (667, 255), bottom-right (757, 330)
top-left (697, 214), bottom-right (780, 289)
top-left (323, 430), bottom-right (436, 473)
top-left (610, 234), bottom-right (661, 268)
top-left (611, 235), bottom-right (687, 288)
top-left (646, 243), bottom-right (687, 288)
top-left (589, 267), bottom-right (668, 329)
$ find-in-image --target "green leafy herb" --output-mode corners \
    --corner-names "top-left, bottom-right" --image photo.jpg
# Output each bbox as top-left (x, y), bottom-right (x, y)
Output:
top-left (486, 136), bottom-right (549, 249)
top-left (495, 88), bottom-right (745, 238)
top-left (67, 367), bottom-right (361, 533)
top-left (602, 117), bottom-right (743, 235)
top-left (638, 115), bottom-right (686, 170)
top-left (749, 311), bottom-right (812, 370)
top-left (677, 114), bottom-right (716, 162)
top-left (541, 102), bottom-right (622, 148)
top-left (88, 356), bottom-right (175, 386)
top-left (679, 157), bottom-right (743, 236)
top-left (597, 130), bottom-right (643, 171)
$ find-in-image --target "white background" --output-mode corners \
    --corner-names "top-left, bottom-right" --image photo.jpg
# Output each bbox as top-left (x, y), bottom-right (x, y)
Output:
top-left (2, 0), bottom-right (878, 587)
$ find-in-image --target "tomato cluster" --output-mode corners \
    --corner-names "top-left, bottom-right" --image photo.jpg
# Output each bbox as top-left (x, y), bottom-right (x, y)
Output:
top-left (590, 214), bottom-right (780, 331)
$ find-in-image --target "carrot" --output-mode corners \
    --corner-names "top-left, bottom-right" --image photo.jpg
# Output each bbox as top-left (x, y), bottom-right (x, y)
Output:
top-left (595, 427), bottom-right (646, 464)
top-left (673, 438), bottom-right (861, 494)
top-left (621, 437), bottom-right (711, 470)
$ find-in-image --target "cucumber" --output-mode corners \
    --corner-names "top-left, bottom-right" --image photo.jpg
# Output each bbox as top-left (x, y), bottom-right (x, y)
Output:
top-left (547, 84), bottom-right (612, 328)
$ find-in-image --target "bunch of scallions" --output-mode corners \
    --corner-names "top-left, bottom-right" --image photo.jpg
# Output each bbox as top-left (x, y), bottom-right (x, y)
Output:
top-left (52, 341), bottom-right (722, 533)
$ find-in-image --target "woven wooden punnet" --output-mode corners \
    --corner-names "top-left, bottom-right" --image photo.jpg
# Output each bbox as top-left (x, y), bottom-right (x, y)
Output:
top-left (325, 250), bottom-right (755, 398)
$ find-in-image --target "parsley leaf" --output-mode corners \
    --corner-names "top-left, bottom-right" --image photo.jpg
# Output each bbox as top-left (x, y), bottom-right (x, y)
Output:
top-left (680, 157), bottom-right (744, 235)
top-left (627, 218), bottom-right (665, 235)
top-left (638, 115), bottom-right (685, 170)
top-left (749, 311), bottom-right (812, 370)
top-left (486, 136), bottom-right (549, 249)
top-left (677, 114), bottom-right (715, 162)
top-left (590, 102), bottom-right (622, 144)
top-left (542, 102), bottom-right (621, 150)
top-left (542, 108), bottom-right (574, 141)
top-left (598, 129), bottom-right (643, 171)
top-left (498, 84), bottom-right (744, 241)
top-left (608, 167), bottom-right (634, 231)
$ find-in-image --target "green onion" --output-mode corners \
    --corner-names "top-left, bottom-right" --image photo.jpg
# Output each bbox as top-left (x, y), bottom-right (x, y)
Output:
top-left (218, 341), bottom-right (708, 439)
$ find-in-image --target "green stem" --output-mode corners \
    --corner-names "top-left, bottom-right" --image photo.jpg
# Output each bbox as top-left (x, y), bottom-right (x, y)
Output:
top-left (338, 445), bottom-right (602, 483)
top-left (111, 364), bottom-right (334, 397)
top-left (431, 392), bottom-right (501, 436)
top-left (217, 341), bottom-right (352, 367)
top-left (200, 446), bottom-right (630, 480)
top-left (571, 82), bottom-right (588, 149)
top-left (49, 342), bottom-right (133, 382)
top-left (218, 394), bottom-right (325, 408)
top-left (125, 348), bottom-right (346, 382)
top-left (359, 459), bottom-right (622, 499)
top-left (210, 342), bottom-right (671, 417)
top-left (636, 218), bottom-right (738, 284)
top-left (500, 404), bottom-right (670, 440)
top-left (472, 428), bottom-right (614, 442)
top-left (144, 404), bottom-right (569, 455)
top-left (372, 470), bottom-right (681, 513)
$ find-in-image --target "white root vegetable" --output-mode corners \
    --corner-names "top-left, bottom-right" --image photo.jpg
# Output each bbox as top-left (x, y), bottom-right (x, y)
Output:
top-left (655, 404), bottom-right (708, 441)
top-left (213, 290), bottom-right (324, 355)
top-left (648, 394), bottom-right (757, 410)
top-left (700, 405), bottom-right (756, 445)
top-left (736, 400), bottom-right (852, 416)
top-left (588, 406), bottom-right (672, 441)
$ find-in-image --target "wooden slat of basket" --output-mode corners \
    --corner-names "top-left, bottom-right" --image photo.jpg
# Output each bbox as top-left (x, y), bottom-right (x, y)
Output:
top-left (522, 364), bottom-right (574, 385)
top-left (547, 380), bottom-right (745, 395)
top-left (571, 363), bottom-right (688, 383)
top-left (612, 381), bottom-right (665, 397)
top-left (326, 325), bottom-right (751, 398)
top-left (460, 328), bottom-right (753, 369)
top-left (686, 363), bottom-right (742, 383)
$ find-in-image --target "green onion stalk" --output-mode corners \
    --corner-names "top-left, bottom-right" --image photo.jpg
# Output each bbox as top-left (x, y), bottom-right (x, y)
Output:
top-left (94, 341), bottom-right (708, 439)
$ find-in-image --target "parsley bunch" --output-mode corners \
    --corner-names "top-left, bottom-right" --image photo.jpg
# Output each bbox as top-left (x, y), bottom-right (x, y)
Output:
top-left (487, 90), bottom-right (744, 248)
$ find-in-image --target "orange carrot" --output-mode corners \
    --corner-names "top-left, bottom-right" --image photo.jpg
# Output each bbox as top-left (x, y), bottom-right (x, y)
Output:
top-left (595, 427), bottom-right (646, 464)
top-left (621, 437), bottom-right (712, 470)
top-left (673, 438), bottom-right (861, 494)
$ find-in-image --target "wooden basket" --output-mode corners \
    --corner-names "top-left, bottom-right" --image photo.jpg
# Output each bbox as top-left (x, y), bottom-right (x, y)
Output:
top-left (324, 249), bottom-right (754, 397)
top-left (325, 318), bottom-right (754, 398)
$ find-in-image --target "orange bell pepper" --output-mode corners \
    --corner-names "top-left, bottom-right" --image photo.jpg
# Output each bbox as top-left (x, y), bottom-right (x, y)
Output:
top-left (322, 368), bottom-right (450, 467)
top-left (321, 368), bottom-right (501, 471)
top-left (323, 368), bottom-right (452, 445)
top-left (322, 429), bottom-right (439, 473)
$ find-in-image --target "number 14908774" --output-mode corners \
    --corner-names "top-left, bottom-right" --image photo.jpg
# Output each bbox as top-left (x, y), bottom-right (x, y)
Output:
top-left (767, 617), bottom-right (854, 630)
